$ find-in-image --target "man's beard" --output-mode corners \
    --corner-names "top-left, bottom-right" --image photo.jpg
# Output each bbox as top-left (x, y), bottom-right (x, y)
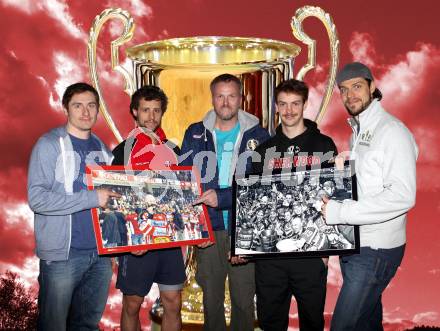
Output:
top-left (345, 96), bottom-right (373, 116)
top-left (140, 121), bottom-right (160, 132)
top-left (217, 107), bottom-right (237, 121)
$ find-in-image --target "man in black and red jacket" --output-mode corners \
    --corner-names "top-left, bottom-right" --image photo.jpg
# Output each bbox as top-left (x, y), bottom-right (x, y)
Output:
top-left (252, 79), bottom-right (337, 331)
top-left (112, 86), bottom-right (185, 331)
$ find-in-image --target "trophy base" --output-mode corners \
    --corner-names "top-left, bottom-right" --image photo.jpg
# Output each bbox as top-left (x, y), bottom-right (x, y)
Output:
top-left (150, 302), bottom-right (261, 331)
top-left (150, 318), bottom-right (262, 331)
top-left (150, 303), bottom-right (204, 331)
top-left (151, 322), bottom-right (262, 331)
top-left (149, 247), bottom-right (261, 330)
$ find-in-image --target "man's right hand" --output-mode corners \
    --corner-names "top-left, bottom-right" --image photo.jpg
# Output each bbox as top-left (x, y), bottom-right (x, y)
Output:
top-left (228, 252), bottom-right (248, 265)
top-left (335, 152), bottom-right (349, 170)
top-left (197, 240), bottom-right (214, 248)
top-left (96, 188), bottom-right (121, 208)
top-left (193, 189), bottom-right (218, 208)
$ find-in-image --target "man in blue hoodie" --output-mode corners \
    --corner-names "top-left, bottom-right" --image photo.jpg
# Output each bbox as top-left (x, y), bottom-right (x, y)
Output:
top-left (180, 74), bottom-right (270, 331)
top-left (28, 82), bottom-right (120, 331)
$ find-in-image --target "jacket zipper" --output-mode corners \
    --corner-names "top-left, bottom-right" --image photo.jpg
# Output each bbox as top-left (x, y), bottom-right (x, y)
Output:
top-left (60, 136), bottom-right (72, 259)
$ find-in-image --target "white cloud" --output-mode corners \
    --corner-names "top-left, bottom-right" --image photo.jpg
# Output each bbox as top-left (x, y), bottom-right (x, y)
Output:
top-left (428, 268), bottom-right (440, 275)
top-left (377, 44), bottom-right (440, 113)
top-left (4, 0), bottom-right (153, 42)
top-left (103, 0), bottom-right (152, 41)
top-left (98, 56), bottom-right (133, 88)
top-left (305, 85), bottom-right (324, 121)
top-left (1, 0), bottom-right (85, 39)
top-left (2, 257), bottom-right (39, 290)
top-left (413, 311), bottom-right (439, 324)
top-left (35, 75), bottom-right (60, 110)
top-left (105, 0), bottom-right (153, 18)
top-left (106, 292), bottom-right (122, 310)
top-left (100, 316), bottom-right (119, 329)
top-left (349, 32), bottom-right (376, 67)
top-left (304, 81), bottom-right (342, 126)
top-left (39, 0), bottom-right (85, 39)
top-left (413, 126), bottom-right (439, 163)
top-left (108, 20), bottom-right (124, 38)
top-left (51, 51), bottom-right (84, 111)
top-left (0, 0), bottom-right (35, 14)
top-left (8, 50), bottom-right (18, 59)
top-left (3, 203), bottom-right (34, 230)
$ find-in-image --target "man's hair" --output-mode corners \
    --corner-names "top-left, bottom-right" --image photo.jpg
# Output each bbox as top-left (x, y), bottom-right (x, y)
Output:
top-left (336, 62), bottom-right (383, 101)
top-left (130, 85), bottom-right (168, 119)
top-left (62, 82), bottom-right (99, 109)
top-left (274, 79), bottom-right (309, 103)
top-left (366, 79), bottom-right (383, 101)
top-left (210, 74), bottom-right (242, 93)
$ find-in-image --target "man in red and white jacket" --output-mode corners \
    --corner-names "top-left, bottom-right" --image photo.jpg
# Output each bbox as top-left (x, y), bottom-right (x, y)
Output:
top-left (112, 86), bottom-right (185, 331)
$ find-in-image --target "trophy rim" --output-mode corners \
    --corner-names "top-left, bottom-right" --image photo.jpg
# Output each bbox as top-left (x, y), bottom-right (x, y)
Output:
top-left (126, 35), bottom-right (301, 67)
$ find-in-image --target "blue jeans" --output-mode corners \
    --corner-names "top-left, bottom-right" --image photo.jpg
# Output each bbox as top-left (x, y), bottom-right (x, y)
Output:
top-left (37, 250), bottom-right (112, 331)
top-left (331, 245), bottom-right (405, 331)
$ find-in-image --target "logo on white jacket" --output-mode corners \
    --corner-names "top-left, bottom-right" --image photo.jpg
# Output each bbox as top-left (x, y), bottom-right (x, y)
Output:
top-left (359, 130), bottom-right (373, 146)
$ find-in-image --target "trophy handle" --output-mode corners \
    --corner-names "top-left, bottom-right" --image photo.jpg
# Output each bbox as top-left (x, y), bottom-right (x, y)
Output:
top-left (291, 6), bottom-right (339, 124)
top-left (87, 8), bottom-right (136, 143)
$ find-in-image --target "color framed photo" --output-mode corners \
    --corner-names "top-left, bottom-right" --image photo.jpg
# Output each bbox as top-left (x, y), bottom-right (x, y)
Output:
top-left (231, 161), bottom-right (359, 259)
top-left (86, 165), bottom-right (214, 255)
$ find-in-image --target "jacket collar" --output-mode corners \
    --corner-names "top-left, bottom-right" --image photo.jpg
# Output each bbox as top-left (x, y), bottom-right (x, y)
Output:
top-left (53, 125), bottom-right (103, 144)
top-left (134, 126), bottom-right (167, 144)
top-left (202, 109), bottom-right (259, 134)
top-left (347, 99), bottom-right (384, 132)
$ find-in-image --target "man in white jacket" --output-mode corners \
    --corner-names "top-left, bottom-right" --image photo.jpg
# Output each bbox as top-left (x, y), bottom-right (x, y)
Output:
top-left (321, 62), bottom-right (418, 331)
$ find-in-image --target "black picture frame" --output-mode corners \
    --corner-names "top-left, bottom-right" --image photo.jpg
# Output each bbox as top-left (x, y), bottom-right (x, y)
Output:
top-left (231, 161), bottom-right (359, 259)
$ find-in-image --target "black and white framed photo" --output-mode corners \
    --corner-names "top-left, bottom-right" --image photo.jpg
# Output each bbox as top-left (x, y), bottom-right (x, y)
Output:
top-left (231, 161), bottom-right (359, 259)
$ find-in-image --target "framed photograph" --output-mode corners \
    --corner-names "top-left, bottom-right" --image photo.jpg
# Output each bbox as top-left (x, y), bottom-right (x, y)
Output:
top-left (86, 165), bottom-right (214, 255)
top-left (231, 161), bottom-right (359, 259)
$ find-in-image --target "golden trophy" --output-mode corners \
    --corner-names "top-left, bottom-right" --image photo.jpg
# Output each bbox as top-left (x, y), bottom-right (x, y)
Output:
top-left (87, 6), bottom-right (339, 329)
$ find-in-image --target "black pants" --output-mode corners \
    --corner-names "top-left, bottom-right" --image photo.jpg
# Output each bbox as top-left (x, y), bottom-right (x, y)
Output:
top-left (255, 258), bottom-right (327, 331)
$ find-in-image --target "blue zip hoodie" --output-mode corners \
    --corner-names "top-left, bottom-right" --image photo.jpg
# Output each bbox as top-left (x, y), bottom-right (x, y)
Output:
top-left (180, 110), bottom-right (270, 231)
top-left (27, 126), bottom-right (113, 261)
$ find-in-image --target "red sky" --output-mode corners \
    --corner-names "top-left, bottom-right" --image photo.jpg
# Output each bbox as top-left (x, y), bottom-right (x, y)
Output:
top-left (0, 0), bottom-right (439, 330)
